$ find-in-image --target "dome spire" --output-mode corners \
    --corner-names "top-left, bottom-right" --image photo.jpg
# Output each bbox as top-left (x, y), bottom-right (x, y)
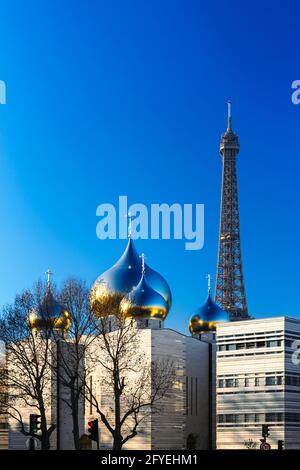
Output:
top-left (128, 211), bottom-right (132, 239)
top-left (206, 273), bottom-right (211, 295)
top-left (140, 253), bottom-right (146, 276)
top-left (46, 268), bottom-right (53, 291)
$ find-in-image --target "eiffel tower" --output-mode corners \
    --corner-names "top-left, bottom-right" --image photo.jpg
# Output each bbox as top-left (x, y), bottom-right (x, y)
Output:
top-left (214, 101), bottom-right (249, 321)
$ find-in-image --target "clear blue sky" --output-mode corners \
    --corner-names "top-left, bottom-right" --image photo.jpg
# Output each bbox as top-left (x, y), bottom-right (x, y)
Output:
top-left (0, 0), bottom-right (299, 334)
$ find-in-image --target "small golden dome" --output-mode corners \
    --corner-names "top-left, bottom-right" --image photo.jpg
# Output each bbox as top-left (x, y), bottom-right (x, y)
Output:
top-left (28, 288), bottom-right (71, 333)
top-left (119, 273), bottom-right (168, 320)
top-left (189, 292), bottom-right (228, 335)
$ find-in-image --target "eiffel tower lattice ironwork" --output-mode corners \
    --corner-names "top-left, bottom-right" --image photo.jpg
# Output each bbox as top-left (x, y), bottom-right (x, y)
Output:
top-left (214, 101), bottom-right (250, 321)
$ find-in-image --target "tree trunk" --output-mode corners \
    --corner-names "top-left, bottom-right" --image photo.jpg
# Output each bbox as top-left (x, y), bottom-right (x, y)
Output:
top-left (71, 388), bottom-right (80, 450)
top-left (40, 403), bottom-right (51, 450)
top-left (113, 372), bottom-right (123, 450)
top-left (113, 432), bottom-right (123, 450)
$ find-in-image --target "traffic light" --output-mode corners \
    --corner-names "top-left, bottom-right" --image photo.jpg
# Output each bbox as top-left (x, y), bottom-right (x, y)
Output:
top-left (87, 419), bottom-right (98, 442)
top-left (262, 424), bottom-right (270, 438)
top-left (278, 440), bottom-right (284, 450)
top-left (29, 414), bottom-right (41, 435)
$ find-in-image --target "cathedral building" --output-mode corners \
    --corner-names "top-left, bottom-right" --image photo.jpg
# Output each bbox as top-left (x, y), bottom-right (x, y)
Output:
top-left (7, 236), bottom-right (221, 450)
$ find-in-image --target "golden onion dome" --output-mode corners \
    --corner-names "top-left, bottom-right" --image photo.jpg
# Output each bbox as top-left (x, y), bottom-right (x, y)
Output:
top-left (91, 238), bottom-right (172, 317)
top-left (28, 288), bottom-right (71, 333)
top-left (189, 292), bottom-right (228, 335)
top-left (119, 270), bottom-right (168, 320)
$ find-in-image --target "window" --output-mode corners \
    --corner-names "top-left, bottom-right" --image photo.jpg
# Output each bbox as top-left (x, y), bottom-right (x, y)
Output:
top-left (244, 377), bottom-right (250, 387)
top-left (255, 377), bottom-right (261, 386)
top-left (218, 414), bottom-right (237, 423)
top-left (225, 379), bottom-right (235, 388)
top-left (267, 340), bottom-right (281, 348)
top-left (145, 319), bottom-right (149, 328)
top-left (266, 413), bottom-right (283, 422)
top-left (256, 341), bottom-right (266, 348)
top-left (218, 379), bottom-right (225, 388)
top-left (225, 415), bottom-right (237, 423)
top-left (265, 376), bottom-right (276, 386)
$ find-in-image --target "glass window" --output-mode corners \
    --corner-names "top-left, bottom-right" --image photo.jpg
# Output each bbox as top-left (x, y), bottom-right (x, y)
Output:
top-left (266, 376), bottom-right (276, 386)
top-left (244, 377), bottom-right (250, 387)
top-left (218, 379), bottom-right (225, 388)
top-left (225, 379), bottom-right (235, 388)
top-left (266, 413), bottom-right (283, 422)
top-left (255, 377), bottom-right (260, 386)
top-left (267, 340), bottom-right (282, 348)
top-left (277, 376), bottom-right (282, 385)
top-left (225, 414), bottom-right (237, 423)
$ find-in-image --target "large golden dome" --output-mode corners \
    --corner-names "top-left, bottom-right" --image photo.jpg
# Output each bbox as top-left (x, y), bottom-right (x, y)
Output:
top-left (91, 238), bottom-right (172, 317)
top-left (28, 282), bottom-right (71, 333)
top-left (119, 271), bottom-right (169, 320)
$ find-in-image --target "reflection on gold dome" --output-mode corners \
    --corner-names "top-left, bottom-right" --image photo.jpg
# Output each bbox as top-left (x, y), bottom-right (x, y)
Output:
top-left (90, 289), bottom-right (123, 319)
top-left (90, 237), bottom-right (172, 318)
top-left (28, 307), bottom-right (71, 332)
top-left (188, 317), bottom-right (217, 335)
top-left (119, 263), bottom-right (169, 321)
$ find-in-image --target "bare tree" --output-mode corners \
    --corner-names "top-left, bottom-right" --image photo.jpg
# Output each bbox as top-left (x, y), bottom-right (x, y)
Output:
top-left (51, 277), bottom-right (97, 450)
top-left (0, 284), bottom-right (56, 450)
top-left (84, 301), bottom-right (175, 450)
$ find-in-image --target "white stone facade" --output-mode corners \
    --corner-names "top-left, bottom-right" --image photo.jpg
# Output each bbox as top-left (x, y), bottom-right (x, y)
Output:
top-left (7, 326), bottom-right (210, 450)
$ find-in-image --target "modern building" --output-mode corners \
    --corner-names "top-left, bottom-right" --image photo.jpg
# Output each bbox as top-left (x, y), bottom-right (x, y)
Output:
top-left (216, 317), bottom-right (300, 449)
